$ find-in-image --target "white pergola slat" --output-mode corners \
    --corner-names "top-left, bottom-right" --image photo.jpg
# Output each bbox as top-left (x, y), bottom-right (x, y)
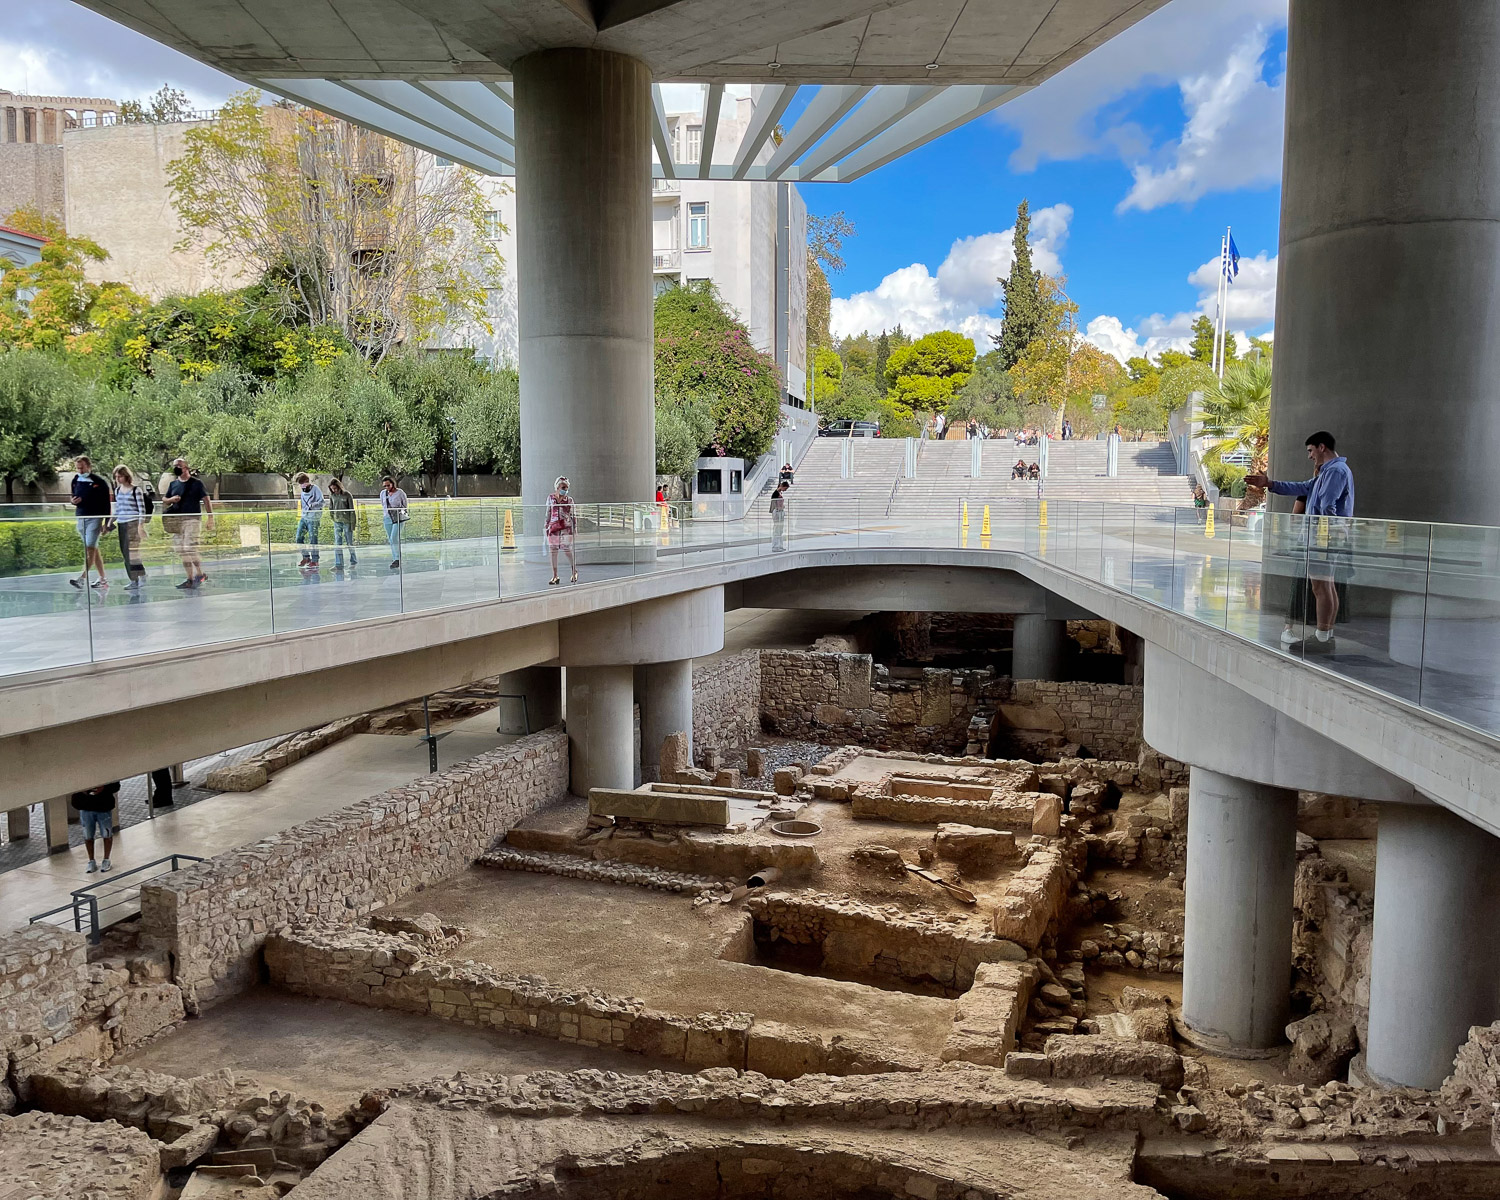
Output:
top-left (252, 78), bottom-right (1027, 184)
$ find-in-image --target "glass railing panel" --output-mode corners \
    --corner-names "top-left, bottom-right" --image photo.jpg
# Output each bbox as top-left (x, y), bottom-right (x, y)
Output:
top-left (1223, 503), bottom-right (1268, 645)
top-left (1172, 503), bottom-right (1230, 630)
top-left (1419, 522), bottom-right (1499, 733)
top-left (1100, 504), bottom-right (1135, 593)
top-left (0, 514), bottom-right (95, 673)
top-left (1128, 505), bottom-right (1177, 604)
top-left (270, 505), bottom-right (402, 632)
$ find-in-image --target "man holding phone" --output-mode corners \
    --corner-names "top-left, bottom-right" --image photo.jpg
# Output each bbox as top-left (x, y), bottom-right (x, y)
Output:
top-left (162, 457), bottom-right (213, 589)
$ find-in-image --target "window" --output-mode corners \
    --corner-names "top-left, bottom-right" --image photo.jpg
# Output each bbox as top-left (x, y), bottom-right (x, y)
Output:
top-left (481, 209), bottom-right (504, 239)
top-left (687, 202), bottom-right (709, 249)
top-left (729, 470), bottom-right (742, 494)
top-left (696, 468), bottom-right (722, 495)
top-left (682, 123), bottom-right (703, 164)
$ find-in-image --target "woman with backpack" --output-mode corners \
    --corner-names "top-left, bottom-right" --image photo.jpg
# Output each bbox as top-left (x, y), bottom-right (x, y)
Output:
top-left (546, 476), bottom-right (577, 585)
top-left (106, 465), bottom-right (150, 591)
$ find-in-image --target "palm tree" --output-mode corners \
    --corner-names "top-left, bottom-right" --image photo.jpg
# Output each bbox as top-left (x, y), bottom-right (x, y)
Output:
top-left (1195, 358), bottom-right (1271, 504)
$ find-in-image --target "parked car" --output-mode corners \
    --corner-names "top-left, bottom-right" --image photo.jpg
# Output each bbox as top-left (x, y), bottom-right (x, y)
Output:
top-left (819, 419), bottom-right (881, 438)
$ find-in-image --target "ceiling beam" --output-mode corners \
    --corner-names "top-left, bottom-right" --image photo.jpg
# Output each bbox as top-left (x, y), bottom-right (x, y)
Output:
top-left (762, 84), bottom-right (869, 178)
top-left (792, 84), bottom-right (933, 180)
top-left (255, 77), bottom-right (513, 175)
top-left (833, 84), bottom-right (1028, 182)
top-left (414, 79), bottom-right (515, 146)
top-left (651, 82), bottom-right (677, 179)
top-left (338, 80), bottom-right (513, 166)
top-left (696, 82), bottom-right (723, 179)
top-left (731, 83), bottom-right (794, 180)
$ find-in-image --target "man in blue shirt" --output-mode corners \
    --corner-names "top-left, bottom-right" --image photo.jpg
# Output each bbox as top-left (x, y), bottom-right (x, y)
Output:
top-left (1246, 431), bottom-right (1353, 655)
top-left (295, 472), bottom-right (326, 571)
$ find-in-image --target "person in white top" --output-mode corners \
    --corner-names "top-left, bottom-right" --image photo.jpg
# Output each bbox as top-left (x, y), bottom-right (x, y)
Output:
top-left (105, 465), bottom-right (148, 591)
top-left (379, 476), bottom-right (408, 568)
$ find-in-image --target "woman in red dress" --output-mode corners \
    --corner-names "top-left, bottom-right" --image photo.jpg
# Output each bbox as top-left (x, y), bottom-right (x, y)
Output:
top-left (546, 476), bottom-right (577, 585)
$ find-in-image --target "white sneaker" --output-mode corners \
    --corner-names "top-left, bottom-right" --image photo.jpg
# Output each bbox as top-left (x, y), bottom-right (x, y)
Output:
top-left (125, 580), bottom-right (142, 592)
top-left (1279, 627), bottom-right (1302, 646)
top-left (90, 579), bottom-right (108, 589)
top-left (86, 860), bottom-right (98, 873)
top-left (100, 858), bottom-right (112, 872)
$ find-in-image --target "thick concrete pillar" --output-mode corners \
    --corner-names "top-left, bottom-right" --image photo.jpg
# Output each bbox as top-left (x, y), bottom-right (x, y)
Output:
top-left (44, 795), bottom-right (71, 852)
top-left (513, 49), bottom-right (654, 510)
top-left (1365, 804), bottom-right (1500, 1088)
top-left (1273, 1), bottom-right (1500, 524)
top-left (638, 659), bottom-right (693, 780)
top-left (1012, 614), bottom-right (1065, 680)
top-left (7, 805), bottom-right (29, 840)
top-left (565, 665), bottom-right (635, 796)
top-left (1182, 767), bottom-right (1298, 1052)
top-left (495, 665), bottom-right (562, 734)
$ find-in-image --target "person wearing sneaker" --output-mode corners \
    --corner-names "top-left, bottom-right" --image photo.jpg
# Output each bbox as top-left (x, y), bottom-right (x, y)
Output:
top-left (294, 472), bottom-right (326, 570)
top-left (1246, 430), bottom-right (1354, 657)
top-left (163, 458), bottom-right (212, 588)
top-left (107, 465), bottom-right (149, 591)
top-left (327, 477), bottom-right (358, 571)
top-left (68, 455), bottom-right (113, 592)
top-left (72, 781), bottom-right (120, 873)
top-left (380, 476), bottom-right (408, 569)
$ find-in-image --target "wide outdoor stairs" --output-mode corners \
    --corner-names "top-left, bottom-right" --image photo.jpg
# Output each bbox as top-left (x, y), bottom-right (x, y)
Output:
top-left (785, 436), bottom-right (1190, 520)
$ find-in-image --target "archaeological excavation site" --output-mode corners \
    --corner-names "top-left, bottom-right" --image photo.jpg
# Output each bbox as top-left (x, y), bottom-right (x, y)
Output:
top-left (4, 616), bottom-right (1500, 1200)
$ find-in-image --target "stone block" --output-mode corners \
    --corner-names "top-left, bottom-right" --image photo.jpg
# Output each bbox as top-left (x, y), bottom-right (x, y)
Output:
top-left (117, 982), bottom-right (185, 1049)
top-left (1168, 786), bottom-right (1189, 828)
top-left (1032, 794), bottom-right (1062, 837)
top-left (1043, 1034), bottom-right (1183, 1087)
top-left (659, 732), bottom-right (691, 779)
top-left (588, 788), bottom-right (728, 827)
top-left (746, 748), bottom-right (767, 777)
top-left (1285, 1012), bottom-right (1359, 1085)
top-left (772, 767), bottom-right (802, 796)
top-left (713, 769), bottom-right (742, 789)
top-left (933, 824), bottom-right (1016, 871)
top-left (746, 1021), bottom-right (826, 1079)
top-left (1003, 1052), bottom-right (1052, 1079)
top-left (203, 763), bottom-right (268, 792)
top-left (701, 747), bottom-right (723, 771)
top-left (998, 703), bottom-right (1065, 733)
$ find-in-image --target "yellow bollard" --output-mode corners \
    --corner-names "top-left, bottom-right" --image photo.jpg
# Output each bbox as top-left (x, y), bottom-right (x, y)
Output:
top-left (981, 505), bottom-right (991, 537)
top-left (1039, 500), bottom-right (1049, 529)
top-left (501, 507), bottom-right (516, 551)
top-left (1386, 521), bottom-right (1400, 545)
top-left (1317, 516), bottom-right (1329, 548)
top-left (961, 499), bottom-right (970, 530)
top-left (1204, 504), bottom-right (1215, 539)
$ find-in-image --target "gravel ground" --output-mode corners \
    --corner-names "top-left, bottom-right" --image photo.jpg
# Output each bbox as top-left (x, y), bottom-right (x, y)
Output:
top-left (728, 737), bottom-right (839, 788)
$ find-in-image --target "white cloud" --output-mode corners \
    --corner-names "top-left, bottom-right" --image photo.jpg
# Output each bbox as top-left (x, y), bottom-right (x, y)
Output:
top-left (1083, 249), bottom-right (1278, 361)
top-left (830, 203), bottom-right (1072, 342)
top-left (998, 0), bottom-right (1287, 209)
top-left (1, 1), bottom-right (238, 110)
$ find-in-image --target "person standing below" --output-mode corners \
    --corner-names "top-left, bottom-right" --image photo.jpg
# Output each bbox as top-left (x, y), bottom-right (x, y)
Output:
top-left (327, 477), bottom-right (358, 572)
top-left (379, 476), bottom-right (408, 569)
top-left (149, 766), bottom-right (174, 809)
top-left (72, 781), bottom-right (119, 873)
top-left (769, 481), bottom-right (788, 551)
top-left (294, 473), bottom-right (325, 570)
top-left (546, 476), bottom-right (577, 585)
top-left (106, 465), bottom-right (149, 591)
top-left (779, 462), bottom-right (795, 488)
top-left (162, 458), bottom-right (212, 589)
top-left (68, 455), bottom-right (112, 592)
top-left (1246, 431), bottom-right (1354, 655)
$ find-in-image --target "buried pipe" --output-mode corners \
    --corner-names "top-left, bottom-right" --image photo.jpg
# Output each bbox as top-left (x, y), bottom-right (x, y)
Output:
top-left (747, 867), bottom-right (782, 889)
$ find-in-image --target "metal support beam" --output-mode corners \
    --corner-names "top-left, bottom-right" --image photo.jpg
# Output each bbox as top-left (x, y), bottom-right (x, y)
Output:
top-left (697, 81), bottom-right (723, 178)
top-left (732, 83), bottom-right (794, 179)
top-left (415, 79), bottom-right (515, 145)
top-left (794, 84), bottom-right (933, 180)
top-left (835, 84), bottom-right (1028, 181)
top-left (763, 84), bottom-right (869, 178)
top-left (651, 82), bottom-right (676, 178)
top-left (338, 80), bottom-right (516, 166)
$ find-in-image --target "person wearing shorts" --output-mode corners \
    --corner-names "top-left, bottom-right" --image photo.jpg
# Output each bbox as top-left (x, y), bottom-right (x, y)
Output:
top-left (163, 458), bottom-right (212, 589)
top-left (1246, 430), bottom-right (1354, 656)
top-left (69, 455), bottom-right (112, 591)
top-left (72, 782), bottom-right (120, 873)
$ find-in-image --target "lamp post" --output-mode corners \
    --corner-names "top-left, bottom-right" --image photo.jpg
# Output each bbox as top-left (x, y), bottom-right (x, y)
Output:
top-left (446, 415), bottom-right (459, 498)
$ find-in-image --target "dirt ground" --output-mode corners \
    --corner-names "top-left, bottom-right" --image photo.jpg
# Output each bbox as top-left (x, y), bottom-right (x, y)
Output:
top-left (1083, 867), bottom-right (1186, 936)
top-left (1319, 838), bottom-right (1376, 895)
top-left (380, 868), bottom-right (957, 1060)
top-left (121, 987), bottom-right (679, 1111)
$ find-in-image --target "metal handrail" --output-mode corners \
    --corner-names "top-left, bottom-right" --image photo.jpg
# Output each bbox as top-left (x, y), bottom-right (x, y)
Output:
top-left (29, 853), bottom-right (205, 943)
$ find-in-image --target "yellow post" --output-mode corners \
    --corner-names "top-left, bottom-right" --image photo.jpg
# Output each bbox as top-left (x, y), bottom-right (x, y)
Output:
top-left (1204, 504), bottom-right (1215, 539)
top-left (1317, 516), bottom-right (1329, 548)
top-left (1386, 521), bottom-right (1400, 545)
top-left (961, 499), bottom-right (970, 529)
top-left (501, 507), bottom-right (516, 551)
top-left (981, 504), bottom-right (991, 537)
top-left (1039, 500), bottom-right (1049, 529)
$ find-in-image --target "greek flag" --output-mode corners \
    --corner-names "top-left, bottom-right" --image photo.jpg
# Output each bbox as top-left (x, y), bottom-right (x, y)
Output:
top-left (1225, 234), bottom-right (1241, 282)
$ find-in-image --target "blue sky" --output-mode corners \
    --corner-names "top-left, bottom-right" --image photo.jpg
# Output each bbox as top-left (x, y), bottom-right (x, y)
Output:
top-left (815, 0), bottom-right (1289, 360)
top-left (6, 0), bottom-right (1287, 362)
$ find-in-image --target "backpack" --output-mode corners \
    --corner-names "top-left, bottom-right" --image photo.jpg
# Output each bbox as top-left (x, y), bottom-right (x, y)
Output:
top-left (137, 486), bottom-right (155, 523)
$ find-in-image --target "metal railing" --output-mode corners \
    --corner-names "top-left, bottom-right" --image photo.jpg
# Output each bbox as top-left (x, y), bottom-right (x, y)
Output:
top-left (29, 854), bottom-right (205, 943)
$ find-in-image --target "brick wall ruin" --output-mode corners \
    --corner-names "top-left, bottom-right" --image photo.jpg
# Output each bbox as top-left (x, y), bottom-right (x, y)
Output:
top-left (139, 728), bottom-right (570, 1013)
top-left (1006, 680), bottom-right (1143, 763)
top-left (692, 652), bottom-right (761, 750)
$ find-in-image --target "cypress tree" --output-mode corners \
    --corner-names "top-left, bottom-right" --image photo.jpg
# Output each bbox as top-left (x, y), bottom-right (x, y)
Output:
top-left (874, 329), bottom-right (891, 382)
top-left (994, 199), bottom-right (1042, 370)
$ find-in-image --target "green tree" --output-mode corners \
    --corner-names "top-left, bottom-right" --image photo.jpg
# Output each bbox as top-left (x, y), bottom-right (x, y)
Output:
top-left (994, 200), bottom-right (1043, 370)
top-left (873, 329), bottom-right (890, 382)
top-left (0, 350), bottom-right (83, 501)
top-left (806, 211), bottom-right (854, 356)
top-left (452, 363), bottom-right (521, 478)
top-left (654, 282), bottom-right (780, 461)
top-left (168, 90), bottom-right (500, 363)
top-left (655, 392), bottom-right (714, 479)
top-left (0, 217), bottom-right (147, 357)
top-left (1199, 357), bottom-right (1273, 477)
top-left (812, 345), bottom-right (843, 401)
top-left (119, 85), bottom-right (194, 124)
top-left (948, 349), bottom-right (1021, 431)
top-left (1189, 315), bottom-right (1217, 363)
top-left (882, 330), bottom-right (975, 419)
top-left (1156, 349), bottom-right (1192, 371)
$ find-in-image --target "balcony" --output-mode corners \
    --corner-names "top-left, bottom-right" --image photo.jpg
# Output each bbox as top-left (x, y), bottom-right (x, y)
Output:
top-left (653, 248), bottom-right (681, 272)
top-left (652, 177), bottom-right (680, 197)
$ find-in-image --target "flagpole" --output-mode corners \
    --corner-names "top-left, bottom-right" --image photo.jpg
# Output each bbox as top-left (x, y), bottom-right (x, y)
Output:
top-left (1212, 233), bottom-right (1225, 376)
top-left (1214, 228), bottom-right (1227, 379)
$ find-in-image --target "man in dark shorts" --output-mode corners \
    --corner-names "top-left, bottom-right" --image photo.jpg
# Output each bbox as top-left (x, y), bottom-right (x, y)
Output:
top-left (1246, 431), bottom-right (1354, 655)
top-left (162, 457), bottom-right (213, 589)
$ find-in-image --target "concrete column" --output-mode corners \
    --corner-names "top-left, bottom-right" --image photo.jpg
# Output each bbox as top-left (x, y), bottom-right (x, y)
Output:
top-left (1273, 1), bottom-right (1500, 524)
top-left (565, 665), bottom-right (635, 796)
top-left (6, 805), bottom-right (30, 840)
top-left (43, 795), bottom-right (71, 852)
top-left (1182, 767), bottom-right (1298, 1052)
top-left (494, 665), bottom-right (562, 734)
top-left (513, 49), bottom-right (654, 511)
top-left (1365, 803), bottom-right (1500, 1088)
top-left (638, 658), bottom-right (693, 780)
top-left (1012, 614), bottom-right (1065, 680)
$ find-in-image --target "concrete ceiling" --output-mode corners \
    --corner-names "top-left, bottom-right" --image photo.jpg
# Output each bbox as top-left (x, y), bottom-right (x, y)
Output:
top-left (74, 0), bottom-right (1170, 179)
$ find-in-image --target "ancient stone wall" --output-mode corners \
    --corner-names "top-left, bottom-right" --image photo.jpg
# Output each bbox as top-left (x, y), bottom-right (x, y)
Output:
top-left (759, 651), bottom-right (1000, 753)
top-left (264, 924), bottom-right (920, 1079)
top-left (1007, 680), bottom-right (1143, 762)
top-left (0, 928), bottom-right (94, 1087)
top-left (692, 652), bottom-right (761, 750)
top-left (140, 728), bottom-right (570, 1013)
top-left (1293, 846), bottom-right (1373, 1048)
